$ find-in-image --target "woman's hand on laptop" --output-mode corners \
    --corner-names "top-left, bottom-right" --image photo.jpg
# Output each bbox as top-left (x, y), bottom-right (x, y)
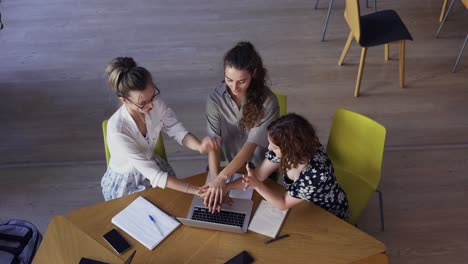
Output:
top-left (195, 186), bottom-right (208, 198)
top-left (202, 175), bottom-right (229, 213)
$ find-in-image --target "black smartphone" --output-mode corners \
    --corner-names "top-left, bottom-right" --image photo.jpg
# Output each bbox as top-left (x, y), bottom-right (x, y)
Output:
top-left (225, 250), bottom-right (254, 264)
top-left (102, 229), bottom-right (131, 255)
top-left (79, 258), bottom-right (109, 264)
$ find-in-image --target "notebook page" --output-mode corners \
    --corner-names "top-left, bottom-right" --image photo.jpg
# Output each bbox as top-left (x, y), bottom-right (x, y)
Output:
top-left (112, 196), bottom-right (180, 250)
top-left (248, 200), bottom-right (289, 238)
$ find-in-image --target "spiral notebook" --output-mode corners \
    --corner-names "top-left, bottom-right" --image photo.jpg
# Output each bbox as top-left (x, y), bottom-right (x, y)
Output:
top-left (111, 196), bottom-right (180, 250)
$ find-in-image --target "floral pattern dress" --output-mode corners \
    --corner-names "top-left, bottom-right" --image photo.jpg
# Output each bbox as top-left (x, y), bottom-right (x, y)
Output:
top-left (266, 144), bottom-right (349, 220)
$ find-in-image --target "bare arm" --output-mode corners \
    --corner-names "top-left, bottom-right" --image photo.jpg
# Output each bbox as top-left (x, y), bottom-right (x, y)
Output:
top-left (165, 176), bottom-right (202, 196)
top-left (226, 158), bottom-right (279, 191)
top-left (182, 133), bottom-right (219, 154)
top-left (208, 147), bottom-right (221, 181)
top-left (219, 141), bottom-right (257, 178)
top-left (242, 165), bottom-right (303, 211)
top-left (254, 184), bottom-right (303, 211)
top-left (204, 142), bottom-right (257, 213)
top-left (182, 133), bottom-right (201, 152)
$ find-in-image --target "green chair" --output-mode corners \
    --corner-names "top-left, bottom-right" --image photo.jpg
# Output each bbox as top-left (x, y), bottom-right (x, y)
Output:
top-left (102, 119), bottom-right (168, 165)
top-left (273, 91), bottom-right (287, 117)
top-left (326, 108), bottom-right (386, 230)
top-left (268, 91), bottom-right (287, 181)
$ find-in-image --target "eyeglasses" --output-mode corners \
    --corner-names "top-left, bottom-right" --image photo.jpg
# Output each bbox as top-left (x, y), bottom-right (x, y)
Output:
top-left (126, 87), bottom-right (160, 110)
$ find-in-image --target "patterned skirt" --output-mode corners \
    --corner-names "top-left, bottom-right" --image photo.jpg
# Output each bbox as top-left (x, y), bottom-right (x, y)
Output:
top-left (101, 155), bottom-right (176, 201)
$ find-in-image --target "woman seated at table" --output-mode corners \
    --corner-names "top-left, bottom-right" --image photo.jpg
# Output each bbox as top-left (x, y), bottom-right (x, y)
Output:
top-left (203, 41), bottom-right (279, 213)
top-left (101, 57), bottom-right (216, 201)
top-left (225, 113), bottom-right (349, 220)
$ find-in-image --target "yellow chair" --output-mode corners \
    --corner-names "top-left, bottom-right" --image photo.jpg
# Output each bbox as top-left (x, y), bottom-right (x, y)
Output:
top-left (338, 0), bottom-right (413, 97)
top-left (326, 108), bottom-right (386, 230)
top-left (273, 91), bottom-right (287, 117)
top-left (269, 91), bottom-right (287, 181)
top-left (102, 119), bottom-right (168, 165)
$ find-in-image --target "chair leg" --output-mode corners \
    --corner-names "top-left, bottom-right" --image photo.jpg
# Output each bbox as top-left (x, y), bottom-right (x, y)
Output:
top-left (436, 0), bottom-right (456, 38)
top-left (366, 0), bottom-right (369, 8)
top-left (315, 0), bottom-right (320, 9)
top-left (376, 189), bottom-right (385, 231)
top-left (338, 32), bottom-right (354, 66)
top-left (384, 44), bottom-right (389, 62)
top-left (355, 47), bottom-right (367, 97)
top-left (439, 0), bottom-right (449, 23)
top-left (453, 34), bottom-right (468, 73)
top-left (321, 0), bottom-right (334, 41)
top-left (399, 40), bottom-right (405, 88)
top-left (339, 32), bottom-right (354, 65)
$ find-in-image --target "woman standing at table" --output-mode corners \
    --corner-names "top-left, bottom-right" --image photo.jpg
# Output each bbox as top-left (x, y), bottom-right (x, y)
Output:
top-left (101, 57), bottom-right (216, 201)
top-left (203, 41), bottom-right (279, 212)
top-left (227, 113), bottom-right (349, 220)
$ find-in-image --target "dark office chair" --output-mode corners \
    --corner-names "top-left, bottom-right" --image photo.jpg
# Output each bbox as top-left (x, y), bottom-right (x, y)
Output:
top-left (338, 0), bottom-right (413, 97)
top-left (315, 0), bottom-right (377, 41)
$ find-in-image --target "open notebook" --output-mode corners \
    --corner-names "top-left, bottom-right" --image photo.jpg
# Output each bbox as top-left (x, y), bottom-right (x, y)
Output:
top-left (112, 196), bottom-right (180, 250)
top-left (248, 200), bottom-right (289, 238)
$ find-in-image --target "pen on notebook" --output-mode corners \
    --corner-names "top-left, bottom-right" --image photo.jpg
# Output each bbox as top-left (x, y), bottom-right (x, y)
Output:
top-left (264, 234), bottom-right (289, 244)
top-left (148, 215), bottom-right (164, 237)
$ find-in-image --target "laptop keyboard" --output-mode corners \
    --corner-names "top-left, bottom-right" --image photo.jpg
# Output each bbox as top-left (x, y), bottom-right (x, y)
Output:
top-left (191, 207), bottom-right (246, 228)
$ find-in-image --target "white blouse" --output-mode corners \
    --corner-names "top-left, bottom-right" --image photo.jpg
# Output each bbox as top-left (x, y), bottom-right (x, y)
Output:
top-left (106, 97), bottom-right (188, 189)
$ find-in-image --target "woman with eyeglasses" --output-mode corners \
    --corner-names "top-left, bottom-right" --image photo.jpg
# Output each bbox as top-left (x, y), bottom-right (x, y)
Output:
top-left (101, 57), bottom-right (218, 201)
top-left (203, 42), bottom-right (279, 212)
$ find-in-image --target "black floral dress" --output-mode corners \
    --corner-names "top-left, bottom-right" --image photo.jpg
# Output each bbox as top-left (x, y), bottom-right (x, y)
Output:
top-left (266, 144), bottom-right (349, 220)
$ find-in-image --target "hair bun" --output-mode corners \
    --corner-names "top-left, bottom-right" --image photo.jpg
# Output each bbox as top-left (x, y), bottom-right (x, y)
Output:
top-left (236, 41), bottom-right (255, 50)
top-left (113, 57), bottom-right (137, 71)
top-left (105, 57), bottom-right (138, 92)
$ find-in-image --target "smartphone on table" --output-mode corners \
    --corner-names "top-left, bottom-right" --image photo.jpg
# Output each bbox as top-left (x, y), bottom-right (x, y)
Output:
top-left (102, 229), bottom-right (131, 255)
top-left (225, 250), bottom-right (254, 264)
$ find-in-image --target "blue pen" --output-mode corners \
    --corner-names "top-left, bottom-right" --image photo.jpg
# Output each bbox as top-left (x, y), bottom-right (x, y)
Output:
top-left (148, 215), bottom-right (164, 237)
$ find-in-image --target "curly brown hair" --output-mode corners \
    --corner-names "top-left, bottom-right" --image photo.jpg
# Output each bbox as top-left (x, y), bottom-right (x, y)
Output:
top-left (223, 41), bottom-right (270, 130)
top-left (267, 113), bottom-right (321, 174)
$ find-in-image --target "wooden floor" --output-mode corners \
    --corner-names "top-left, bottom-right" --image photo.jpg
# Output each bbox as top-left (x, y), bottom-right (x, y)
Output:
top-left (0, 0), bottom-right (467, 263)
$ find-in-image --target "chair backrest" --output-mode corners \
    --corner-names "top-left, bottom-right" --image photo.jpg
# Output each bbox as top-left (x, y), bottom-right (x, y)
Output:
top-left (344, 0), bottom-right (361, 42)
top-left (273, 91), bottom-right (287, 117)
top-left (326, 108), bottom-right (386, 224)
top-left (102, 119), bottom-right (168, 165)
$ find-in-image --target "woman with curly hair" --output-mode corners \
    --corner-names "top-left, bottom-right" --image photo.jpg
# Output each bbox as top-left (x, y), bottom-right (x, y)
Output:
top-left (204, 41), bottom-right (279, 212)
top-left (227, 113), bottom-right (349, 220)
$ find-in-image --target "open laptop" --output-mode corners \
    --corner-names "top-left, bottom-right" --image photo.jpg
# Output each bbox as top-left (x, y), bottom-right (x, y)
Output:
top-left (177, 196), bottom-right (253, 233)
